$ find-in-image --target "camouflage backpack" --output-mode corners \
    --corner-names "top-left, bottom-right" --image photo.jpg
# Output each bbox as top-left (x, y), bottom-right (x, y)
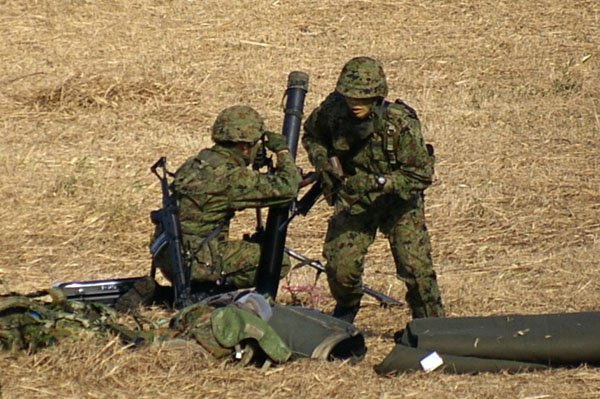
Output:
top-left (116, 291), bottom-right (292, 367)
top-left (169, 292), bottom-right (291, 365)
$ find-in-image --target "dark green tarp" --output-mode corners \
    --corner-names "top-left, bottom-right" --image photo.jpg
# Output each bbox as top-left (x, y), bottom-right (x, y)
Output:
top-left (376, 311), bottom-right (600, 375)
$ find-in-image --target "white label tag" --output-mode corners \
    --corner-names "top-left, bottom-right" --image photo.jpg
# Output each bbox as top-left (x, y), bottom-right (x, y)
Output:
top-left (420, 351), bottom-right (444, 372)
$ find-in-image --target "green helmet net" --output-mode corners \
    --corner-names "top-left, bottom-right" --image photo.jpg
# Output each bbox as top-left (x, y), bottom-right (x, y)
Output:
top-left (211, 105), bottom-right (265, 144)
top-left (335, 56), bottom-right (388, 99)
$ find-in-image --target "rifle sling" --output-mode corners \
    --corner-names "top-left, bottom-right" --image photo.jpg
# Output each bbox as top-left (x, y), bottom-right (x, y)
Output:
top-left (188, 221), bottom-right (226, 262)
top-left (150, 220), bottom-right (225, 277)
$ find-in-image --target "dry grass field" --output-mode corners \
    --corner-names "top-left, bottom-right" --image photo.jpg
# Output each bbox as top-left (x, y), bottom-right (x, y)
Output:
top-left (1, 0), bottom-right (599, 397)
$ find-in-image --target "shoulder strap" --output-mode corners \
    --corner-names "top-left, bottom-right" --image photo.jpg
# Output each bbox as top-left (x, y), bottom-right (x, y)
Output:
top-left (393, 98), bottom-right (417, 118)
top-left (378, 100), bottom-right (402, 168)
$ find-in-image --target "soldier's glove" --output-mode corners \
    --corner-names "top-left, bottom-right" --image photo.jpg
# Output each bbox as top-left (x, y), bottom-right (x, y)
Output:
top-left (344, 173), bottom-right (376, 197)
top-left (264, 131), bottom-right (288, 153)
top-left (115, 276), bottom-right (159, 313)
top-left (318, 158), bottom-right (345, 186)
top-left (315, 165), bottom-right (341, 205)
top-left (319, 173), bottom-right (336, 205)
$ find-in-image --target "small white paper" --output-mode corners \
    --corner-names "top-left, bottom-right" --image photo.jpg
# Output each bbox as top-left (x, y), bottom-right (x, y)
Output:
top-left (235, 348), bottom-right (244, 360)
top-left (420, 351), bottom-right (444, 372)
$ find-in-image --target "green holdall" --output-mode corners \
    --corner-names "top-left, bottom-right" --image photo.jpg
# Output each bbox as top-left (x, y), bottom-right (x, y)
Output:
top-left (375, 344), bottom-right (547, 375)
top-left (268, 304), bottom-right (366, 361)
top-left (376, 311), bottom-right (600, 375)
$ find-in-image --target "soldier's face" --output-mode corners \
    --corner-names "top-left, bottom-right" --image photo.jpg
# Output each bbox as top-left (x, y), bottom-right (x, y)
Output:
top-left (344, 96), bottom-right (375, 119)
top-left (238, 141), bottom-right (260, 165)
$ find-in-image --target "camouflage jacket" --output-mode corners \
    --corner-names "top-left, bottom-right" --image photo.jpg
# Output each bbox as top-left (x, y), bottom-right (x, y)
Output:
top-left (302, 92), bottom-right (434, 213)
top-left (172, 144), bottom-right (301, 240)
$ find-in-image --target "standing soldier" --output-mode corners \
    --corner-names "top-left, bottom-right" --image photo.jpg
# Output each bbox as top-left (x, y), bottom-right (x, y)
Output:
top-left (302, 56), bottom-right (444, 322)
top-left (117, 105), bottom-right (301, 310)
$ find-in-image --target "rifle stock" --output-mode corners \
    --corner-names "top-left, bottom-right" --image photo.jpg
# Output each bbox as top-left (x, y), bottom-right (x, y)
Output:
top-left (278, 172), bottom-right (321, 230)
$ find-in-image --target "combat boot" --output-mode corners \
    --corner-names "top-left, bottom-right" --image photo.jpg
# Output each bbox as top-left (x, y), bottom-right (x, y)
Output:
top-left (332, 303), bottom-right (360, 324)
top-left (115, 276), bottom-right (159, 313)
top-left (410, 302), bottom-right (445, 319)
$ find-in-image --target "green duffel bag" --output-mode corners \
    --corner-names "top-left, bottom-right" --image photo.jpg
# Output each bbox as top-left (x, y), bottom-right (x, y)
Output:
top-left (398, 311), bottom-right (600, 365)
top-left (268, 305), bottom-right (366, 362)
top-left (375, 344), bottom-right (548, 375)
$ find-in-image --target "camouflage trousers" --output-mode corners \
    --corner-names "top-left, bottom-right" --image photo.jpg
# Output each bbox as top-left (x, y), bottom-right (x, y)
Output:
top-left (159, 237), bottom-right (291, 289)
top-left (324, 194), bottom-right (444, 318)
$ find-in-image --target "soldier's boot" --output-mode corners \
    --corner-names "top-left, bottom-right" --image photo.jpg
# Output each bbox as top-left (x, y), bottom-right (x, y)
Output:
top-left (115, 276), bottom-right (159, 313)
top-left (332, 303), bottom-right (361, 324)
top-left (407, 296), bottom-right (445, 319)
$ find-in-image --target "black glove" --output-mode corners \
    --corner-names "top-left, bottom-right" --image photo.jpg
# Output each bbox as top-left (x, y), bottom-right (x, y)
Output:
top-left (264, 131), bottom-right (288, 152)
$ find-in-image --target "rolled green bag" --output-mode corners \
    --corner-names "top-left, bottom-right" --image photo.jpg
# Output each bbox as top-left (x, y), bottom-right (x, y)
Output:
top-left (374, 344), bottom-right (548, 375)
top-left (398, 311), bottom-right (600, 365)
top-left (267, 305), bottom-right (366, 361)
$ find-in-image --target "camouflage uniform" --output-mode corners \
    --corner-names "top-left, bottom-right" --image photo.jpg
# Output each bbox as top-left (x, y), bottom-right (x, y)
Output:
top-left (0, 291), bottom-right (291, 366)
top-left (302, 57), bottom-right (444, 319)
top-left (0, 291), bottom-right (118, 352)
top-left (157, 105), bottom-right (301, 290)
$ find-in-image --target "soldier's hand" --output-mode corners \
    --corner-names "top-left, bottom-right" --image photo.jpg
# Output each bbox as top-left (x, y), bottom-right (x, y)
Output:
top-left (318, 163), bottom-right (344, 185)
top-left (319, 172), bottom-right (337, 205)
top-left (344, 173), bottom-right (374, 196)
top-left (264, 131), bottom-right (288, 153)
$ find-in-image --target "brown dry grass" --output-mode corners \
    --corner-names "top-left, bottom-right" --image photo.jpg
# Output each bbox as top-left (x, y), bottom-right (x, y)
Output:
top-left (0, 0), bottom-right (599, 398)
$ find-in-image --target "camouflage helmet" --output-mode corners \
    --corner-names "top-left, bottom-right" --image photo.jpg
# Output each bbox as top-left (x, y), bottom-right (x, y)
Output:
top-left (211, 105), bottom-right (265, 144)
top-left (335, 56), bottom-right (388, 99)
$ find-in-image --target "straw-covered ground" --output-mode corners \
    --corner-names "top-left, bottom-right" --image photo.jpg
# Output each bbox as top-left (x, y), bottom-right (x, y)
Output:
top-left (0, 1), bottom-right (598, 398)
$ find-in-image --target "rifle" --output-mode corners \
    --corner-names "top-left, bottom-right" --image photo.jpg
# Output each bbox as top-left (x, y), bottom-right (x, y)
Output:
top-left (148, 157), bottom-right (191, 309)
top-left (51, 157), bottom-right (192, 309)
top-left (52, 277), bottom-right (141, 306)
top-left (282, 154), bottom-right (347, 229)
top-left (283, 246), bottom-right (403, 308)
top-left (279, 171), bottom-right (321, 230)
top-left (0, 278), bottom-right (140, 307)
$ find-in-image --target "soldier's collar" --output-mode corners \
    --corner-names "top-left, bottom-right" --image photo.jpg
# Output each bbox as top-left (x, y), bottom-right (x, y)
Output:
top-left (213, 145), bottom-right (246, 167)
